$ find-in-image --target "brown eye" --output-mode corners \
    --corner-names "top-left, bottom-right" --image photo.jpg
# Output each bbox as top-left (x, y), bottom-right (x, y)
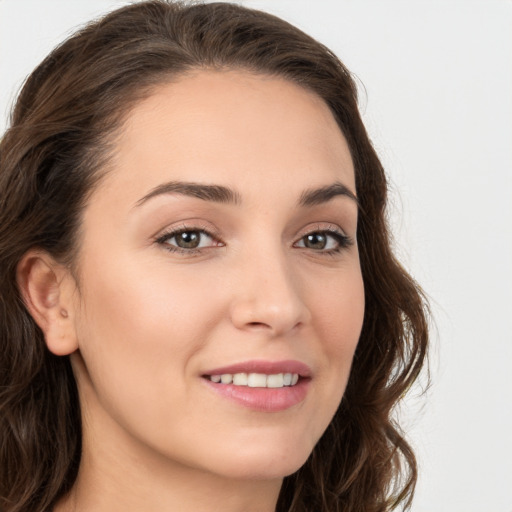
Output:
top-left (295, 230), bottom-right (352, 252)
top-left (303, 233), bottom-right (328, 250)
top-left (157, 229), bottom-right (219, 252)
top-left (174, 231), bottom-right (201, 249)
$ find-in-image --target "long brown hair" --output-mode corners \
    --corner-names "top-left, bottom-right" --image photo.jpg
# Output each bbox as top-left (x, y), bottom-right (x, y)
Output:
top-left (0, 2), bottom-right (429, 511)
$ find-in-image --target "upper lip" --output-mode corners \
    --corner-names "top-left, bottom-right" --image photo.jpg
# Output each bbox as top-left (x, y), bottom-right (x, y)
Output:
top-left (202, 359), bottom-right (312, 377)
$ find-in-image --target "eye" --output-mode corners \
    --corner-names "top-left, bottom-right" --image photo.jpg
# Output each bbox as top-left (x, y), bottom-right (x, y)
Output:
top-left (295, 229), bottom-right (352, 253)
top-left (156, 228), bottom-right (220, 252)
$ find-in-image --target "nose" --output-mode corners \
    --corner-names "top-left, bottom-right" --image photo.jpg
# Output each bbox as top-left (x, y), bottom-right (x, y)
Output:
top-left (229, 249), bottom-right (311, 337)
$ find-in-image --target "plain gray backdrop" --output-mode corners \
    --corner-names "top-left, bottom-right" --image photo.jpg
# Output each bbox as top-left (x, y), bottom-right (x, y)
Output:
top-left (1, 1), bottom-right (511, 510)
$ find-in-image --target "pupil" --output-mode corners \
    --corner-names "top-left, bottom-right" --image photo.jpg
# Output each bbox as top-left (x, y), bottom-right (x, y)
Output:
top-left (305, 233), bottom-right (326, 249)
top-left (177, 231), bottom-right (200, 248)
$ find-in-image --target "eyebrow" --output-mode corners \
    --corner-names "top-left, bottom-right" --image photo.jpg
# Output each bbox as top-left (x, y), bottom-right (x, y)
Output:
top-left (135, 181), bottom-right (242, 207)
top-left (298, 182), bottom-right (358, 207)
top-left (134, 180), bottom-right (358, 208)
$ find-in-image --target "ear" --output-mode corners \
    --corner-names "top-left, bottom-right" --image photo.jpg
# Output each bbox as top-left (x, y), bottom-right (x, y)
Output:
top-left (16, 250), bottom-right (79, 356)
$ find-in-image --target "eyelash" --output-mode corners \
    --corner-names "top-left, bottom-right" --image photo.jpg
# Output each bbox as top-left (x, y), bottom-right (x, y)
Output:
top-left (155, 225), bottom-right (354, 256)
top-left (297, 226), bottom-right (354, 255)
top-left (155, 225), bottom-right (221, 255)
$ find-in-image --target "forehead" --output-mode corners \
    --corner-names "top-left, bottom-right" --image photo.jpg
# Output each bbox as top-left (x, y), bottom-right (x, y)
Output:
top-left (99, 70), bottom-right (355, 206)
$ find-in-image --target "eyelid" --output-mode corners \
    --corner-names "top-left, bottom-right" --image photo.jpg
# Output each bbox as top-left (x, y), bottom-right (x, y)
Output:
top-left (154, 219), bottom-right (220, 240)
top-left (295, 223), bottom-right (348, 239)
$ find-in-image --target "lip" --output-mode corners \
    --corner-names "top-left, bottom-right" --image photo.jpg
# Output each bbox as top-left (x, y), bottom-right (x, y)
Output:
top-left (201, 359), bottom-right (312, 413)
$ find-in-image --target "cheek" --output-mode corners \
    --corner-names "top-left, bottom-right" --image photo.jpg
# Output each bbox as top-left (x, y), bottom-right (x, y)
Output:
top-left (72, 255), bottom-right (234, 463)
top-left (73, 254), bottom-right (220, 408)
top-left (312, 267), bottom-right (365, 355)
top-left (307, 266), bottom-right (365, 407)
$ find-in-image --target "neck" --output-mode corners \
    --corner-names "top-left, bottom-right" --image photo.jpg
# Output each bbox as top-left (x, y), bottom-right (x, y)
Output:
top-left (56, 463), bottom-right (281, 512)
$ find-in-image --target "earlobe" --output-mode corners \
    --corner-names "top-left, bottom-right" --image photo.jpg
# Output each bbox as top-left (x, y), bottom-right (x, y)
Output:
top-left (16, 251), bottom-right (79, 356)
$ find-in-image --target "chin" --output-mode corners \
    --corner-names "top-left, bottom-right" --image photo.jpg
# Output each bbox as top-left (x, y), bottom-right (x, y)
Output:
top-left (198, 438), bottom-right (315, 481)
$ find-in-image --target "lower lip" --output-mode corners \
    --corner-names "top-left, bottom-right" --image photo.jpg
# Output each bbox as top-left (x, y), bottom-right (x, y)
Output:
top-left (203, 378), bottom-right (310, 412)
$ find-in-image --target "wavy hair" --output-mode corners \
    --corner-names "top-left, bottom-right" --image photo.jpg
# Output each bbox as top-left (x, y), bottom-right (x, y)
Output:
top-left (0, 2), bottom-right (429, 511)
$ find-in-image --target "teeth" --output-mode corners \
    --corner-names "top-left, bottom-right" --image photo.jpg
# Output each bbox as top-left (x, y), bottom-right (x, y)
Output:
top-left (266, 373), bottom-right (284, 388)
top-left (232, 373), bottom-right (248, 385)
top-left (247, 373), bottom-right (267, 387)
top-left (220, 374), bottom-right (232, 384)
top-left (209, 372), bottom-right (300, 388)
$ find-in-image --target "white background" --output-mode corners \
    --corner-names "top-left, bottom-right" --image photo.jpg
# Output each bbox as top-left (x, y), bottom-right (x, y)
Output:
top-left (1, 1), bottom-right (511, 511)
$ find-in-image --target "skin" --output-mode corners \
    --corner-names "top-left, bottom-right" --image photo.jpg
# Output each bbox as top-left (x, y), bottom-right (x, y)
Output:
top-left (19, 70), bottom-right (365, 512)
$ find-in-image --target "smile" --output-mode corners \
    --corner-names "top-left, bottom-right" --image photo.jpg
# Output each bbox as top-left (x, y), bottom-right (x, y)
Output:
top-left (207, 372), bottom-right (300, 388)
top-left (202, 360), bottom-right (311, 412)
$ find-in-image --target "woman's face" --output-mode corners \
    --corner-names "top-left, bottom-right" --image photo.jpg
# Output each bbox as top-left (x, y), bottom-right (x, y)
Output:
top-left (69, 70), bottom-right (365, 481)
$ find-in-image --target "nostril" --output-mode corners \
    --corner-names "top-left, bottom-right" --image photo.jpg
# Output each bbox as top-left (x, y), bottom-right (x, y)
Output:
top-left (247, 321), bottom-right (269, 328)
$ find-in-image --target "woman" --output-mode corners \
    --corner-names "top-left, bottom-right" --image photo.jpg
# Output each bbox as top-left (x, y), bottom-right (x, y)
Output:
top-left (0, 1), bottom-right (429, 511)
